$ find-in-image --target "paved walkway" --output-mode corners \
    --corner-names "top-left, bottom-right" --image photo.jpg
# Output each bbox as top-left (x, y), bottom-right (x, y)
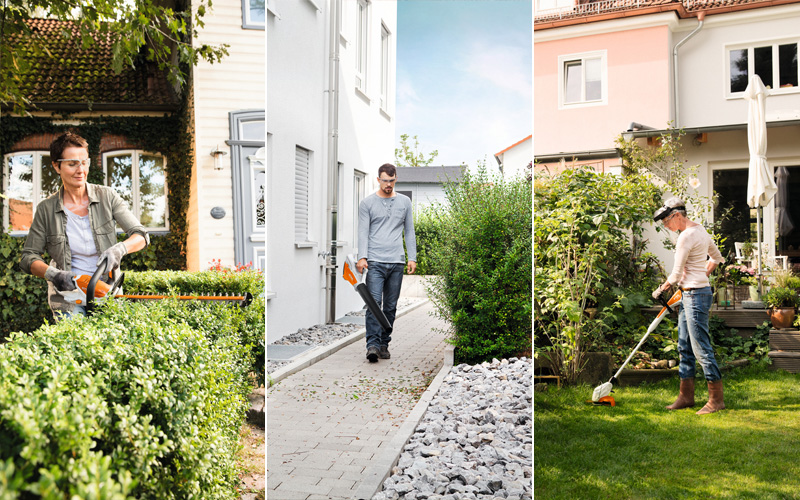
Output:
top-left (267, 301), bottom-right (449, 499)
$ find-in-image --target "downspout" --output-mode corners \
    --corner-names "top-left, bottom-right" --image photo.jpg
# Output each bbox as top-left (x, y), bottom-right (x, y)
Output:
top-left (325, 0), bottom-right (342, 324)
top-left (672, 11), bottom-right (705, 128)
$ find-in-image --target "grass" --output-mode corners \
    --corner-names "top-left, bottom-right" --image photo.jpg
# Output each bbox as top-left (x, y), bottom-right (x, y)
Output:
top-left (535, 362), bottom-right (800, 499)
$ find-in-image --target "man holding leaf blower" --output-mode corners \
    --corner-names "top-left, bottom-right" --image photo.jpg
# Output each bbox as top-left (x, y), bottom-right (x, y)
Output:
top-left (653, 197), bottom-right (726, 414)
top-left (357, 163), bottom-right (416, 363)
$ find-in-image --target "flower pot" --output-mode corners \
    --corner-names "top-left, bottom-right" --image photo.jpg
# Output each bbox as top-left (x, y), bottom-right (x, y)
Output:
top-left (749, 285), bottom-right (760, 301)
top-left (716, 287), bottom-right (729, 306)
top-left (770, 307), bottom-right (797, 329)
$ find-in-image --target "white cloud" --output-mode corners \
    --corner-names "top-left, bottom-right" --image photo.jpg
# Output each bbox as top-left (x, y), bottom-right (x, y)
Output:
top-left (462, 41), bottom-right (532, 98)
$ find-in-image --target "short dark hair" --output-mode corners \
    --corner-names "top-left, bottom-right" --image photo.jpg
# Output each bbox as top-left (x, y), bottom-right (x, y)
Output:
top-left (378, 163), bottom-right (396, 178)
top-left (50, 131), bottom-right (88, 162)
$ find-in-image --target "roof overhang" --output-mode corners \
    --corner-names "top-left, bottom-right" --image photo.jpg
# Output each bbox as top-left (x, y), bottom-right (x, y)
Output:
top-left (620, 119), bottom-right (800, 140)
top-left (534, 148), bottom-right (621, 163)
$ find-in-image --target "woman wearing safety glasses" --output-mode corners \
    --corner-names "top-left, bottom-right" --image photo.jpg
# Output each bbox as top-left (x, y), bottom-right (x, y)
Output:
top-left (19, 131), bottom-right (149, 320)
top-left (652, 197), bottom-right (726, 414)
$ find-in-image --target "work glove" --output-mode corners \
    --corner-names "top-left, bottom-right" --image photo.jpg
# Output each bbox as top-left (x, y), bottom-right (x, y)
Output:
top-left (97, 242), bottom-right (127, 272)
top-left (45, 266), bottom-right (77, 292)
top-left (652, 286), bottom-right (665, 301)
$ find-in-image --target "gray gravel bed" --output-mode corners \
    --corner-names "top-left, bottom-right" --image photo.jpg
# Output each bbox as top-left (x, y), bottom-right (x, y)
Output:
top-left (267, 298), bottom-right (423, 374)
top-left (373, 357), bottom-right (532, 500)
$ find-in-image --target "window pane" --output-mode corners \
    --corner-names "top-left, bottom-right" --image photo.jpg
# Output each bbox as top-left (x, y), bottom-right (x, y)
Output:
top-left (40, 155), bottom-right (59, 202)
top-left (730, 48), bottom-right (748, 93)
top-left (108, 155), bottom-right (133, 210)
top-left (254, 168), bottom-right (265, 229)
top-left (139, 155), bottom-right (166, 228)
top-left (754, 45), bottom-right (773, 88)
top-left (249, 0), bottom-right (265, 23)
top-left (564, 61), bottom-right (581, 103)
top-left (779, 43), bottom-right (798, 88)
top-left (585, 58), bottom-right (601, 101)
top-left (241, 120), bottom-right (265, 141)
top-left (7, 155), bottom-right (33, 231)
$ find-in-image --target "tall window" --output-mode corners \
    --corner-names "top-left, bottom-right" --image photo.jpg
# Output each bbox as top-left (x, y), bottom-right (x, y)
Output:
top-left (295, 146), bottom-right (311, 243)
top-left (353, 170), bottom-right (365, 246)
top-left (380, 22), bottom-right (390, 111)
top-left (559, 51), bottom-right (607, 108)
top-left (2, 152), bottom-right (58, 233)
top-left (104, 151), bottom-right (168, 231)
top-left (356, 0), bottom-right (369, 92)
top-left (243, 0), bottom-right (265, 29)
top-left (728, 40), bottom-right (799, 95)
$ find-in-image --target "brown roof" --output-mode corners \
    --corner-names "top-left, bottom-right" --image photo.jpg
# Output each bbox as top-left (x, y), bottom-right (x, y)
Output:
top-left (535, 0), bottom-right (800, 29)
top-left (7, 18), bottom-right (178, 111)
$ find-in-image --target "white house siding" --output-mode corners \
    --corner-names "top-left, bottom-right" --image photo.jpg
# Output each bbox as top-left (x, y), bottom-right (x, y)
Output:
top-left (267, 0), bottom-right (397, 342)
top-left (677, 4), bottom-right (800, 129)
top-left (188, 0), bottom-right (265, 271)
top-left (498, 136), bottom-right (531, 180)
top-left (394, 183), bottom-right (449, 211)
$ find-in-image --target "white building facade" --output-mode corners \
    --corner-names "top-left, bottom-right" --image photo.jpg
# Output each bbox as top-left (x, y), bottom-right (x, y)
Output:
top-left (267, 0), bottom-right (397, 341)
top-left (188, 0), bottom-right (266, 272)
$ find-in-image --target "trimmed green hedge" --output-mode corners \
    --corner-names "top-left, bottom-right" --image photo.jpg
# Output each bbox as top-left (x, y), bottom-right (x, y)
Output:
top-left (0, 298), bottom-right (251, 498)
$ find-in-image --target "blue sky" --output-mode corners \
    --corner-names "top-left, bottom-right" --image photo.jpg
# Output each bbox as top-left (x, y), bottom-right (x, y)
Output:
top-left (395, 0), bottom-right (532, 171)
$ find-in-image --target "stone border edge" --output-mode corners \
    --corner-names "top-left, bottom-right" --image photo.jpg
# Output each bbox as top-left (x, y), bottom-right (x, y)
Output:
top-left (354, 344), bottom-right (456, 500)
top-left (267, 298), bottom-right (431, 387)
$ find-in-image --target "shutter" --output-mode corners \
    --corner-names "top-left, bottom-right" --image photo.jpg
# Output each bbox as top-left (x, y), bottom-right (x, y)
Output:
top-left (294, 146), bottom-right (310, 242)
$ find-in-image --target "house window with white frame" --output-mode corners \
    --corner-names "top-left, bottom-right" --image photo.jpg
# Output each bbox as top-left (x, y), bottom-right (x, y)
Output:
top-left (103, 151), bottom-right (168, 231)
top-left (558, 51), bottom-right (607, 107)
top-left (353, 170), bottom-right (365, 245)
top-left (356, 0), bottom-right (369, 92)
top-left (728, 40), bottom-right (799, 95)
top-left (243, 0), bottom-right (266, 29)
top-left (2, 151), bottom-right (59, 233)
top-left (380, 22), bottom-right (390, 111)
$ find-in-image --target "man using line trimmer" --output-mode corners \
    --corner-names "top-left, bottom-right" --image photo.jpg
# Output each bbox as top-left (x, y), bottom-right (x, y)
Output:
top-left (357, 163), bottom-right (417, 363)
top-left (652, 197), bottom-right (726, 414)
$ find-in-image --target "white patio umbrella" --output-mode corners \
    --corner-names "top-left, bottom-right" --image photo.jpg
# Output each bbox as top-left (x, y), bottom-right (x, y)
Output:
top-left (744, 74), bottom-right (777, 296)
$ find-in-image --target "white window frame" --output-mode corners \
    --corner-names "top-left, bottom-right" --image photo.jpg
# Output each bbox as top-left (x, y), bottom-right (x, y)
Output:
top-left (243, 0), bottom-right (266, 29)
top-left (103, 150), bottom-right (169, 232)
top-left (355, 0), bottom-right (369, 93)
top-left (725, 38), bottom-right (800, 99)
top-left (2, 151), bottom-right (52, 235)
top-left (558, 50), bottom-right (608, 109)
top-left (353, 170), bottom-right (366, 250)
top-left (380, 21), bottom-right (391, 112)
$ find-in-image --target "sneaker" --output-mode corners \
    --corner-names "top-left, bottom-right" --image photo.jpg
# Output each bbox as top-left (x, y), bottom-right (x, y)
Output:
top-left (379, 345), bottom-right (391, 359)
top-left (366, 346), bottom-right (379, 363)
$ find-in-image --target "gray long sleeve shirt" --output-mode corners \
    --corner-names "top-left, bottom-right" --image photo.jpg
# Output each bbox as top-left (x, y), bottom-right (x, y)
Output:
top-left (357, 192), bottom-right (417, 263)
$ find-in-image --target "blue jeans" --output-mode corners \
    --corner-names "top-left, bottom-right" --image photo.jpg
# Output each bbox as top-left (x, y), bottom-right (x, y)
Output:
top-left (364, 261), bottom-right (404, 349)
top-left (677, 287), bottom-right (721, 382)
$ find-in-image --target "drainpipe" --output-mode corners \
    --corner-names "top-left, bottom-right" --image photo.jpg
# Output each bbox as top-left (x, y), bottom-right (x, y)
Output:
top-left (325, 0), bottom-right (342, 324)
top-left (672, 11), bottom-right (705, 128)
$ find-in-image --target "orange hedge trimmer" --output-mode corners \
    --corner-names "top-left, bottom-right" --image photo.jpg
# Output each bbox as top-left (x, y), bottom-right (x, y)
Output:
top-left (57, 262), bottom-right (253, 316)
top-left (590, 289), bottom-right (682, 406)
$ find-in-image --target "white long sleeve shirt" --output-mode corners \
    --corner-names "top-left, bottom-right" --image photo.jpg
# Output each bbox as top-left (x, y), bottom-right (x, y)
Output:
top-left (667, 224), bottom-right (725, 289)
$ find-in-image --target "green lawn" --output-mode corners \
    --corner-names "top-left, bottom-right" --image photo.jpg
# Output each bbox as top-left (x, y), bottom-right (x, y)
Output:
top-left (535, 363), bottom-right (800, 499)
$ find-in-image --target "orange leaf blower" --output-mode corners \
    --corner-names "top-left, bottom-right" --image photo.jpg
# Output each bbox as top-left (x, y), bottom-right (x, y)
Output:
top-left (343, 254), bottom-right (393, 334)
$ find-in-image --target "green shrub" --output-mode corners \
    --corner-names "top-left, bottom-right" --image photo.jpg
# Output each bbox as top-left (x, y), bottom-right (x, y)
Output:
top-left (426, 167), bottom-right (532, 364)
top-left (406, 205), bottom-right (447, 276)
top-left (0, 233), bottom-right (51, 338)
top-left (0, 299), bottom-right (250, 498)
top-left (124, 269), bottom-right (265, 386)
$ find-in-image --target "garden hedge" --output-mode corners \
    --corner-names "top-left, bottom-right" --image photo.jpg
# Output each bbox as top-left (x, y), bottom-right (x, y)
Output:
top-left (0, 297), bottom-right (252, 499)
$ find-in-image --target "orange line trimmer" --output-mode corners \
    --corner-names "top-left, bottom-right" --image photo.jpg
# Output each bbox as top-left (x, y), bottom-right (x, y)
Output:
top-left (590, 289), bottom-right (683, 406)
top-left (343, 254), bottom-right (393, 334)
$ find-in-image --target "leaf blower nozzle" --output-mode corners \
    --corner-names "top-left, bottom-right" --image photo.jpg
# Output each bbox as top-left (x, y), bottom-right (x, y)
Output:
top-left (343, 255), bottom-right (393, 334)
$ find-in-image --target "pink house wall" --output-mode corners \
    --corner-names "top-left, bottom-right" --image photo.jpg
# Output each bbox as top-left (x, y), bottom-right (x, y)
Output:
top-left (534, 25), bottom-right (672, 156)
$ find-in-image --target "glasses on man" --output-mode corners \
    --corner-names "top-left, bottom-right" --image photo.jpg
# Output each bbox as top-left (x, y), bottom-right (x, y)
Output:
top-left (379, 177), bottom-right (397, 184)
top-left (56, 158), bottom-right (91, 168)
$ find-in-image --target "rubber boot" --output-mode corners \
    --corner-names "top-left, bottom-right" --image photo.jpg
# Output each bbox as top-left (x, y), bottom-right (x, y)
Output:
top-left (665, 378), bottom-right (695, 410)
top-left (696, 380), bottom-right (725, 415)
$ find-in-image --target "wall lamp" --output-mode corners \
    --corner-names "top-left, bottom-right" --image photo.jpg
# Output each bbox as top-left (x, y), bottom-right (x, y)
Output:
top-left (211, 145), bottom-right (228, 170)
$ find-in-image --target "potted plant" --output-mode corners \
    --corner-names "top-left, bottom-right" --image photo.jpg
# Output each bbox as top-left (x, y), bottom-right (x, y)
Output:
top-left (763, 286), bottom-right (800, 329)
